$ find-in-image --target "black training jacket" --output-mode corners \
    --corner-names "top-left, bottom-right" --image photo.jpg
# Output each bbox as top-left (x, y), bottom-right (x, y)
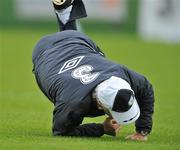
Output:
top-left (32, 30), bottom-right (154, 137)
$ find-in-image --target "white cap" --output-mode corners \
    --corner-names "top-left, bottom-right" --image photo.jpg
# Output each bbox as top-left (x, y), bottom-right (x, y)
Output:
top-left (95, 76), bottom-right (140, 124)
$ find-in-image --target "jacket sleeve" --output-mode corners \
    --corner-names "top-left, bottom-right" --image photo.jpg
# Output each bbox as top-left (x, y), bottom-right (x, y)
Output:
top-left (60, 124), bottom-right (104, 137)
top-left (52, 107), bottom-right (104, 137)
top-left (124, 67), bottom-right (155, 134)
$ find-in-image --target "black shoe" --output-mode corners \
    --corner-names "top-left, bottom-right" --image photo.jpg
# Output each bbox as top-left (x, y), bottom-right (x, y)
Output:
top-left (52, 0), bottom-right (74, 10)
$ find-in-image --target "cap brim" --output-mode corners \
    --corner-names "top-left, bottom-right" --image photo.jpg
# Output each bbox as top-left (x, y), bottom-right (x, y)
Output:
top-left (109, 98), bottom-right (140, 124)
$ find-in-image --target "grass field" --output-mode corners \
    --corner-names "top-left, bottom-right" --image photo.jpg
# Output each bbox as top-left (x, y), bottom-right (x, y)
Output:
top-left (0, 25), bottom-right (180, 150)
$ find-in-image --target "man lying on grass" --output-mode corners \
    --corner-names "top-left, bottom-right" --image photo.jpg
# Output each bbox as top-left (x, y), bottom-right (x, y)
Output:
top-left (32, 0), bottom-right (154, 141)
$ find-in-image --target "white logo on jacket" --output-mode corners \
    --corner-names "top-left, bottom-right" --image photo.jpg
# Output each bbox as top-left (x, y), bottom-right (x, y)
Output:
top-left (71, 65), bottom-right (100, 84)
top-left (58, 56), bottom-right (85, 74)
top-left (58, 56), bottom-right (100, 84)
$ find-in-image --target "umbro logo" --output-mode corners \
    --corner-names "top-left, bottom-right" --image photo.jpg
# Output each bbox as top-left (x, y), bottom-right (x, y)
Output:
top-left (58, 56), bottom-right (85, 74)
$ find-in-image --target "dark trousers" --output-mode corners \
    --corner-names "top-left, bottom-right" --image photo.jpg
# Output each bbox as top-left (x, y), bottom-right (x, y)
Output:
top-left (55, 0), bottom-right (87, 31)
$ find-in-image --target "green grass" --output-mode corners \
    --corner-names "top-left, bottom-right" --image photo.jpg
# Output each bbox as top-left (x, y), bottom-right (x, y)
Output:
top-left (0, 25), bottom-right (180, 150)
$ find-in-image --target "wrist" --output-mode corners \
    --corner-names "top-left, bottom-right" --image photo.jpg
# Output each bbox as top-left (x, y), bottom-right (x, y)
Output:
top-left (138, 130), bottom-right (149, 136)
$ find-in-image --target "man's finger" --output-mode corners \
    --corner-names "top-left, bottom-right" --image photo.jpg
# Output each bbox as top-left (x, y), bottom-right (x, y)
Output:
top-left (125, 133), bottom-right (148, 142)
top-left (125, 135), bottom-right (132, 140)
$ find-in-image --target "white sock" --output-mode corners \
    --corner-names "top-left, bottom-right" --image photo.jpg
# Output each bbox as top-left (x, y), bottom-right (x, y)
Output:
top-left (55, 5), bottom-right (73, 25)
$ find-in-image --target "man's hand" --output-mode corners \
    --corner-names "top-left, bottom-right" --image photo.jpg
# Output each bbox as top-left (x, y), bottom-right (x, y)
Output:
top-left (103, 117), bottom-right (121, 136)
top-left (125, 132), bottom-right (148, 142)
